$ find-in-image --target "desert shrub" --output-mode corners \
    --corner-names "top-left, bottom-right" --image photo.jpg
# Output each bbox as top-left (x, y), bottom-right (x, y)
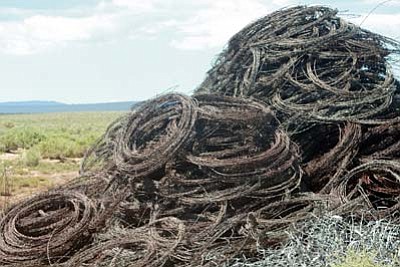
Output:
top-left (20, 148), bottom-right (41, 167)
top-left (3, 122), bottom-right (15, 129)
top-left (37, 138), bottom-right (74, 159)
top-left (37, 137), bottom-right (88, 159)
top-left (0, 112), bottom-right (122, 157)
top-left (229, 216), bottom-right (400, 267)
top-left (332, 250), bottom-right (389, 267)
top-left (0, 128), bottom-right (46, 152)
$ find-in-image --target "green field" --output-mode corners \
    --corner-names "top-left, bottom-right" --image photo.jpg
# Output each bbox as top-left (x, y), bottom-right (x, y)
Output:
top-left (0, 111), bottom-right (123, 206)
top-left (0, 111), bottom-right (123, 159)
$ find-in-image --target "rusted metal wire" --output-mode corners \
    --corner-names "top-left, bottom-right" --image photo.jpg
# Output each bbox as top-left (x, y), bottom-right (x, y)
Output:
top-left (158, 95), bottom-right (301, 205)
top-left (80, 94), bottom-right (198, 181)
top-left (65, 217), bottom-right (186, 267)
top-left (114, 94), bottom-right (197, 181)
top-left (80, 114), bottom-right (128, 176)
top-left (1, 5), bottom-right (400, 267)
top-left (330, 160), bottom-right (400, 220)
top-left (0, 191), bottom-right (99, 265)
top-left (359, 122), bottom-right (400, 161)
top-left (303, 123), bottom-right (362, 191)
top-left (196, 6), bottom-right (400, 125)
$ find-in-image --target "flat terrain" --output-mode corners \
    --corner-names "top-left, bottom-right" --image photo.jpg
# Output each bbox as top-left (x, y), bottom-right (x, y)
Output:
top-left (0, 111), bottom-right (123, 210)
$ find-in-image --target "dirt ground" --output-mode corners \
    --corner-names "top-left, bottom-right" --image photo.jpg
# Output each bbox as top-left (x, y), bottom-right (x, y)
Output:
top-left (0, 154), bottom-right (79, 211)
top-left (0, 171), bottom-right (77, 207)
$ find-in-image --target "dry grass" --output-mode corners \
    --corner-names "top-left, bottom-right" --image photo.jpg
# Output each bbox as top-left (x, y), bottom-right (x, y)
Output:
top-left (229, 215), bottom-right (400, 267)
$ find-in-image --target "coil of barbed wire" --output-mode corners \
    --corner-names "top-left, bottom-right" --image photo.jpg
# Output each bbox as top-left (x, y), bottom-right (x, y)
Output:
top-left (0, 191), bottom-right (97, 265)
top-left (158, 95), bottom-right (302, 205)
top-left (196, 6), bottom-right (400, 125)
top-left (65, 217), bottom-right (185, 267)
top-left (114, 94), bottom-right (198, 181)
top-left (330, 160), bottom-right (400, 219)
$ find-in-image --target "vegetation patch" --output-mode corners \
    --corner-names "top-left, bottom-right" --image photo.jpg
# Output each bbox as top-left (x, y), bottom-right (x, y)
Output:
top-left (0, 111), bottom-right (123, 159)
top-left (229, 216), bottom-right (400, 267)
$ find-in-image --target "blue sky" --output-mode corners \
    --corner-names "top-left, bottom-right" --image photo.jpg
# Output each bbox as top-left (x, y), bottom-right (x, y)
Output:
top-left (0, 0), bottom-right (399, 103)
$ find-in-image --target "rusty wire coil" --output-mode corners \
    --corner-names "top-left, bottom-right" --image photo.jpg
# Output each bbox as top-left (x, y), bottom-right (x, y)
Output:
top-left (196, 6), bottom-right (400, 124)
top-left (80, 114), bottom-right (129, 176)
top-left (244, 194), bottom-right (334, 246)
top-left (163, 194), bottom-right (333, 266)
top-left (0, 191), bottom-right (99, 265)
top-left (331, 160), bottom-right (400, 220)
top-left (158, 95), bottom-right (302, 205)
top-left (303, 123), bottom-right (362, 192)
top-left (2, 5), bottom-right (400, 267)
top-left (114, 94), bottom-right (198, 180)
top-left (65, 217), bottom-right (185, 267)
top-left (359, 122), bottom-right (400, 161)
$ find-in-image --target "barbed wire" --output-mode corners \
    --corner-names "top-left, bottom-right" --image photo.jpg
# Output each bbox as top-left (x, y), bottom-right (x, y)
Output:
top-left (1, 5), bottom-right (400, 267)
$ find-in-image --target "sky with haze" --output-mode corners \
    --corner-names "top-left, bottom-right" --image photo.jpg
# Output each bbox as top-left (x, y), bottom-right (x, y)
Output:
top-left (0, 0), bottom-right (399, 103)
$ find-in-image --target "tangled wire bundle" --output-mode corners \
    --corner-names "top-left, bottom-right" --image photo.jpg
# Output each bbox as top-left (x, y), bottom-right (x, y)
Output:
top-left (81, 94), bottom-right (198, 180)
top-left (0, 191), bottom-right (98, 265)
top-left (114, 94), bottom-right (197, 180)
top-left (159, 95), bottom-right (301, 205)
top-left (66, 217), bottom-right (186, 267)
top-left (1, 5), bottom-right (400, 267)
top-left (359, 122), bottom-right (400, 161)
top-left (303, 123), bottom-right (362, 191)
top-left (330, 160), bottom-right (400, 219)
top-left (197, 6), bottom-right (400, 124)
top-left (80, 116), bottom-right (128, 175)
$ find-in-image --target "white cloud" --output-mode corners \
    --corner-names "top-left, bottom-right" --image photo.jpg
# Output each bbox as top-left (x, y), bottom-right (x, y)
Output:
top-left (167, 0), bottom-right (274, 50)
top-left (0, 14), bottom-right (118, 55)
top-left (168, 0), bottom-right (400, 51)
top-left (97, 0), bottom-right (292, 51)
top-left (0, 0), bottom-right (398, 55)
top-left (0, 0), bottom-right (290, 54)
top-left (0, 0), bottom-right (160, 55)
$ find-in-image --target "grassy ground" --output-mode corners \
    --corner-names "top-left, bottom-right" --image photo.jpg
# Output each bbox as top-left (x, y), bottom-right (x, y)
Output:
top-left (0, 112), bottom-right (123, 158)
top-left (0, 111), bottom-right (123, 209)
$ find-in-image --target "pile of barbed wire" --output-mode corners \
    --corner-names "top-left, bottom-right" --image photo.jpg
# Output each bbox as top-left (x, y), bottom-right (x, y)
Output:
top-left (1, 5), bottom-right (400, 267)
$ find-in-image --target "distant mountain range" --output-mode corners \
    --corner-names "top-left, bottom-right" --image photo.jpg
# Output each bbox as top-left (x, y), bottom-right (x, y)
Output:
top-left (0, 100), bottom-right (137, 114)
